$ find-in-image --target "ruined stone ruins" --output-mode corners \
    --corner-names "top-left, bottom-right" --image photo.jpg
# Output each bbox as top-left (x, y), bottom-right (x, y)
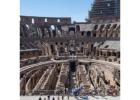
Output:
top-left (20, 0), bottom-right (120, 96)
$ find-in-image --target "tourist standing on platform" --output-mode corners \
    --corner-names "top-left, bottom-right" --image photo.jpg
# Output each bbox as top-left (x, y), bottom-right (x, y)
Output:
top-left (47, 95), bottom-right (50, 100)
top-left (39, 97), bottom-right (42, 100)
top-left (62, 96), bottom-right (64, 100)
top-left (52, 97), bottom-right (55, 100)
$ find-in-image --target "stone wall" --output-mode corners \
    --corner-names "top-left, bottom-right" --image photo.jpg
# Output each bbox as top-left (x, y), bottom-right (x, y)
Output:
top-left (20, 16), bottom-right (71, 25)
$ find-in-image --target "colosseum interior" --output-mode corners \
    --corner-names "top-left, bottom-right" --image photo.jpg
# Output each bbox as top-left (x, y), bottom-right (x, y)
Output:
top-left (20, 15), bottom-right (120, 97)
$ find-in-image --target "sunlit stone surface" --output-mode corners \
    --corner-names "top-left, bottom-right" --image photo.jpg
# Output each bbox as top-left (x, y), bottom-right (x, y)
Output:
top-left (20, 0), bottom-right (120, 98)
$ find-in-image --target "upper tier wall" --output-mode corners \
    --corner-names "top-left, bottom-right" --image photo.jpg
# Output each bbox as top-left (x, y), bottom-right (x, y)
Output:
top-left (20, 16), bottom-right (71, 25)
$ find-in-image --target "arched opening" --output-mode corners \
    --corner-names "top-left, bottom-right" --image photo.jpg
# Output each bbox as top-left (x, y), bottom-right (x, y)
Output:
top-left (117, 25), bottom-right (120, 29)
top-left (25, 24), bottom-right (29, 29)
top-left (65, 43), bottom-right (68, 46)
top-left (100, 24), bottom-right (104, 31)
top-left (69, 27), bottom-right (75, 36)
top-left (105, 45), bottom-right (109, 48)
top-left (100, 51), bottom-right (103, 55)
top-left (97, 50), bottom-right (99, 56)
top-left (94, 25), bottom-right (98, 30)
top-left (91, 44), bottom-right (93, 51)
top-left (70, 44), bottom-right (73, 47)
top-left (107, 51), bottom-right (111, 56)
top-left (93, 47), bottom-right (96, 55)
top-left (112, 52), bottom-right (116, 56)
top-left (51, 25), bottom-right (56, 37)
top-left (112, 24), bottom-right (117, 29)
top-left (76, 25), bottom-right (80, 31)
top-left (81, 31), bottom-right (85, 36)
top-left (82, 42), bottom-right (84, 45)
top-left (117, 52), bottom-right (120, 58)
top-left (32, 18), bottom-right (34, 24)
top-left (81, 47), bottom-right (84, 53)
top-left (69, 27), bottom-right (75, 32)
top-left (116, 25), bottom-right (120, 34)
top-left (57, 19), bottom-right (60, 23)
top-left (57, 25), bottom-right (62, 30)
top-left (106, 24), bottom-right (111, 29)
top-left (52, 30), bottom-right (56, 37)
top-left (50, 45), bottom-right (54, 54)
top-left (45, 18), bottom-right (48, 22)
top-left (51, 25), bottom-right (55, 30)
top-left (87, 31), bottom-right (91, 37)
top-left (59, 47), bottom-right (65, 53)
top-left (92, 30), bottom-right (96, 37)
top-left (93, 33), bottom-right (96, 37)
top-left (60, 42), bottom-right (63, 45)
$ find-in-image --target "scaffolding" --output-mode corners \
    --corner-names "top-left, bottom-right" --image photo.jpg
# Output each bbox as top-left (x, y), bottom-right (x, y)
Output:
top-left (89, 0), bottom-right (120, 22)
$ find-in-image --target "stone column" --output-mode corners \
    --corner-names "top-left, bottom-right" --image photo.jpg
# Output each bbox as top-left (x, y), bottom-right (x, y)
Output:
top-left (99, 50), bottom-right (102, 56)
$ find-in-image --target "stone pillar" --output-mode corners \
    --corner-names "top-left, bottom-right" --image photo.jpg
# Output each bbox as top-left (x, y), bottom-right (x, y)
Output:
top-left (105, 51), bottom-right (107, 57)
top-left (111, 51), bottom-right (113, 56)
top-left (48, 45), bottom-right (52, 56)
top-left (99, 50), bottom-right (102, 56)
top-left (55, 45), bottom-right (58, 56)
top-left (116, 51), bottom-right (120, 58)
top-left (90, 31), bottom-right (93, 37)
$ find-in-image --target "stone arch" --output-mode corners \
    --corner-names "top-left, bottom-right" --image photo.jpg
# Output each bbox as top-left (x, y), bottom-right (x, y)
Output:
top-left (57, 19), bottom-right (60, 23)
top-left (69, 27), bottom-right (75, 36)
top-left (94, 25), bottom-right (98, 30)
top-left (60, 42), bottom-right (63, 45)
top-left (82, 42), bottom-right (84, 45)
top-left (50, 44), bottom-right (55, 54)
top-left (87, 31), bottom-right (91, 37)
top-left (81, 31), bottom-right (85, 36)
top-left (107, 51), bottom-right (111, 56)
top-left (112, 24), bottom-right (117, 29)
top-left (81, 47), bottom-right (84, 53)
top-left (51, 25), bottom-right (55, 30)
top-left (69, 27), bottom-right (75, 32)
top-left (106, 24), bottom-right (111, 29)
top-left (76, 25), bottom-right (80, 31)
top-left (92, 30), bottom-right (96, 37)
top-left (52, 30), bottom-right (56, 37)
top-left (59, 47), bottom-right (65, 53)
top-left (100, 24), bottom-right (105, 31)
top-left (91, 44), bottom-right (94, 51)
top-left (32, 18), bottom-right (34, 24)
top-left (45, 18), bottom-right (48, 22)
top-left (57, 25), bottom-right (62, 30)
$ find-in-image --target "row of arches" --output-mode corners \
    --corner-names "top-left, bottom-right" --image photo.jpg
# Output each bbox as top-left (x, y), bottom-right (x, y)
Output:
top-left (21, 18), bottom-right (62, 24)
top-left (20, 23), bottom-right (63, 38)
top-left (80, 30), bottom-right (119, 38)
top-left (75, 23), bottom-right (119, 32)
top-left (20, 23), bottom-right (119, 39)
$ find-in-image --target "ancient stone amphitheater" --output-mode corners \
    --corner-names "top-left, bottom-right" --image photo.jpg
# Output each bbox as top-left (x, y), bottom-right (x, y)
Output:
top-left (20, 16), bottom-right (120, 97)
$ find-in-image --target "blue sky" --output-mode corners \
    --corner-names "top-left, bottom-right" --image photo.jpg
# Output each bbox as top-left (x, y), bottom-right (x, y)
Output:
top-left (20, 0), bottom-right (93, 22)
